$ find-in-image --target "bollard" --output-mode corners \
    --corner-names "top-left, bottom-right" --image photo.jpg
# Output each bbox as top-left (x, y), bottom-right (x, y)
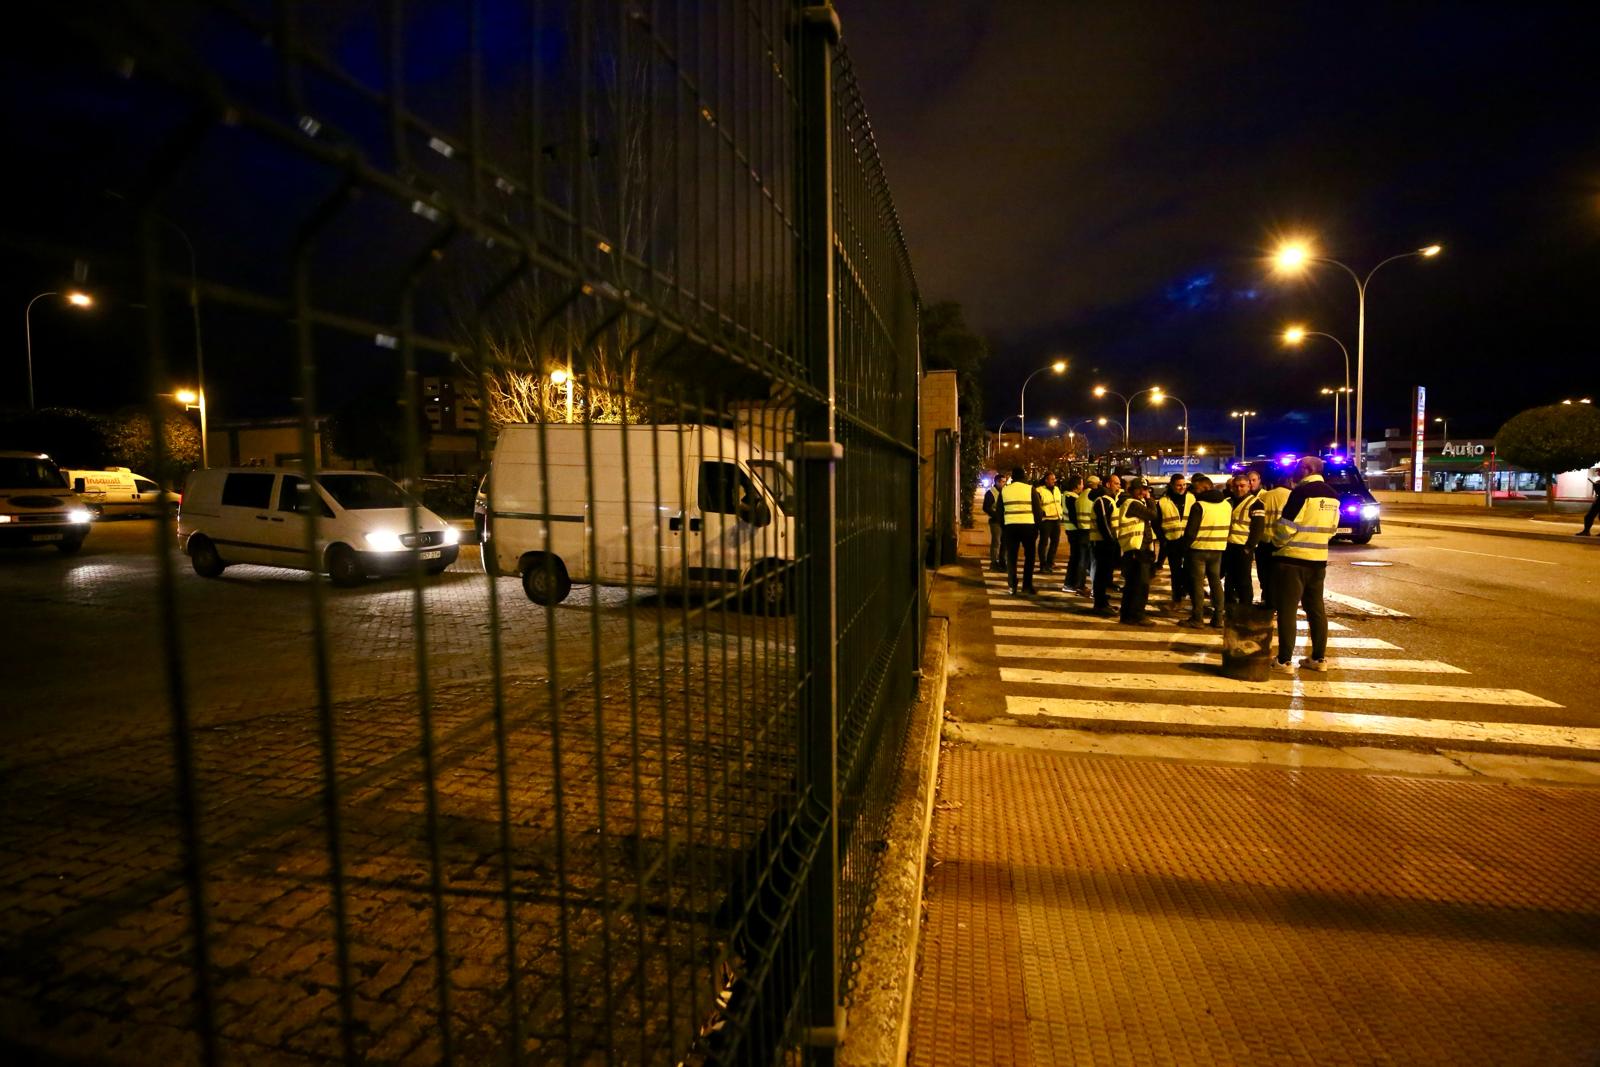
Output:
top-left (1221, 602), bottom-right (1275, 681)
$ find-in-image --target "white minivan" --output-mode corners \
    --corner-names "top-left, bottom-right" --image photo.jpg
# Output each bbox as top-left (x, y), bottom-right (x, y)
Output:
top-left (0, 451), bottom-right (93, 553)
top-left (177, 467), bottom-right (460, 585)
top-left (484, 423), bottom-right (794, 610)
top-left (66, 467), bottom-right (179, 518)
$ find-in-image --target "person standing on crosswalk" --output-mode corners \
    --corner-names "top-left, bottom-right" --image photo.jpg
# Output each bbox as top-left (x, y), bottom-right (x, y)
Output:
top-left (1115, 478), bottom-right (1160, 625)
top-left (1255, 470), bottom-right (1292, 607)
top-left (1091, 473), bottom-right (1124, 616)
top-left (983, 472), bottom-right (1007, 571)
top-left (1178, 474), bottom-right (1229, 628)
top-left (1073, 474), bottom-right (1102, 594)
top-left (1224, 472), bottom-right (1265, 606)
top-left (1155, 473), bottom-right (1191, 610)
top-left (999, 465), bottom-right (1041, 595)
top-left (1270, 455), bottom-right (1342, 674)
top-left (1060, 473), bottom-right (1088, 592)
top-left (1035, 471), bottom-right (1065, 575)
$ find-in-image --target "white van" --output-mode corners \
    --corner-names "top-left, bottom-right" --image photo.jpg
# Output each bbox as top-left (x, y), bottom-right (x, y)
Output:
top-left (66, 467), bottom-right (179, 518)
top-left (177, 467), bottom-right (460, 585)
top-left (485, 423), bottom-right (794, 609)
top-left (0, 451), bottom-right (93, 553)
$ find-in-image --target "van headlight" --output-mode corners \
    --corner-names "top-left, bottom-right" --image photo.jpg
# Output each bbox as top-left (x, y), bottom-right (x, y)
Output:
top-left (67, 508), bottom-right (92, 524)
top-left (365, 530), bottom-right (405, 552)
top-left (1360, 504), bottom-right (1380, 519)
top-left (442, 526), bottom-right (460, 545)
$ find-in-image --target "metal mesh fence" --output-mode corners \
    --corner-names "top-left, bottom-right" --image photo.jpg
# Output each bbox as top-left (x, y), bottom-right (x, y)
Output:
top-left (1, 1), bottom-right (917, 1064)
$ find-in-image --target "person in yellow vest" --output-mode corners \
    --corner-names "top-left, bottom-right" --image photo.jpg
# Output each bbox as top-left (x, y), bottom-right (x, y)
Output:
top-left (1270, 455), bottom-right (1343, 673)
top-left (1155, 473), bottom-right (1191, 610)
top-left (1060, 473), bottom-right (1088, 592)
top-left (1090, 473), bottom-right (1124, 615)
top-left (1115, 478), bottom-right (1160, 625)
top-left (1035, 471), bottom-right (1065, 575)
top-left (982, 471), bottom-right (1007, 571)
top-left (999, 465), bottom-right (1041, 595)
top-left (1177, 474), bottom-right (1230, 628)
top-left (1070, 473), bottom-right (1101, 595)
top-left (1223, 472), bottom-right (1265, 606)
top-left (1254, 471), bottom-right (1293, 608)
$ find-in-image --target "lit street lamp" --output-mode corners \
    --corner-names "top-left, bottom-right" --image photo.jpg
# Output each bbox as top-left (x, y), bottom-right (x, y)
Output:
top-left (23, 290), bottom-right (93, 410)
top-left (1230, 410), bottom-right (1257, 459)
top-left (169, 388), bottom-right (210, 468)
top-left (1433, 414), bottom-right (1449, 443)
top-left (550, 367), bottom-right (574, 423)
top-left (1020, 359), bottom-right (1068, 440)
top-left (1096, 415), bottom-right (1125, 449)
top-left (1148, 387), bottom-right (1189, 471)
top-left (1321, 387), bottom-right (1352, 450)
top-left (1282, 325), bottom-right (1353, 449)
top-left (1093, 383), bottom-right (1162, 447)
top-left (1273, 239), bottom-right (1442, 461)
top-left (1560, 398), bottom-right (1592, 405)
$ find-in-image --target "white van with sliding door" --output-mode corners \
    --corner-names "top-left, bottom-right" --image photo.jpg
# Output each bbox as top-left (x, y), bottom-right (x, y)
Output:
top-left (484, 424), bottom-right (794, 611)
top-left (66, 467), bottom-right (180, 517)
top-left (177, 467), bottom-right (460, 585)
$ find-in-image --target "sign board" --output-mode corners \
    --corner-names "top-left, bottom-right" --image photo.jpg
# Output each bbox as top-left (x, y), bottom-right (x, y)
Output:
top-left (1411, 386), bottom-right (1426, 492)
top-left (1438, 440), bottom-right (1488, 457)
top-left (1158, 455), bottom-right (1211, 472)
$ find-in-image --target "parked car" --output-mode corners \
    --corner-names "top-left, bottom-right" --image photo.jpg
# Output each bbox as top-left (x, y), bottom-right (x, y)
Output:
top-left (1235, 454), bottom-right (1381, 544)
top-left (0, 451), bottom-right (92, 553)
top-left (177, 467), bottom-right (460, 585)
top-left (66, 466), bottom-right (181, 518)
top-left (485, 423), bottom-right (793, 610)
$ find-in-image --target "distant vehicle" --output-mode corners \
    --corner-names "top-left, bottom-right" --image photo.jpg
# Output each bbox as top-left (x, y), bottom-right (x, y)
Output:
top-left (1235, 454), bottom-right (1381, 544)
top-left (177, 467), bottom-right (460, 586)
top-left (65, 467), bottom-right (181, 518)
top-left (485, 423), bottom-right (793, 610)
top-left (0, 451), bottom-right (92, 553)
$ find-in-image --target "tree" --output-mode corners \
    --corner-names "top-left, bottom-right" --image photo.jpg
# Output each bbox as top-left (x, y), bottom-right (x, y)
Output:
top-left (0, 407), bottom-right (109, 468)
top-left (1495, 403), bottom-right (1600, 513)
top-left (101, 408), bottom-right (201, 483)
top-left (920, 301), bottom-right (990, 526)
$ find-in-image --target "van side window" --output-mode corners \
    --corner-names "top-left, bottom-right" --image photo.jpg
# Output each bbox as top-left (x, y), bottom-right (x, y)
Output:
top-left (134, 479), bottom-right (158, 494)
top-left (221, 472), bottom-right (275, 509)
top-left (279, 476), bottom-right (332, 517)
top-left (699, 462), bottom-right (757, 514)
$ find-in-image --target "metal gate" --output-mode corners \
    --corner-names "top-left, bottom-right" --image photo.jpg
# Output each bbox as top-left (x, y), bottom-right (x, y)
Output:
top-left (0, 2), bottom-right (919, 1064)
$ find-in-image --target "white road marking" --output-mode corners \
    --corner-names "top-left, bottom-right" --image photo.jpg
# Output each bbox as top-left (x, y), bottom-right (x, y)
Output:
top-left (988, 609), bottom-right (1348, 632)
top-left (1322, 590), bottom-right (1410, 618)
top-left (1004, 696), bottom-right (1595, 750)
top-left (998, 668), bottom-right (1561, 708)
top-left (1415, 545), bottom-right (1558, 566)
top-left (990, 626), bottom-right (1397, 649)
top-left (993, 645), bottom-right (1466, 673)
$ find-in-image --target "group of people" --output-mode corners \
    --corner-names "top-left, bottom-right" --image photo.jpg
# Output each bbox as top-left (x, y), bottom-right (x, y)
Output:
top-left (983, 455), bottom-right (1343, 673)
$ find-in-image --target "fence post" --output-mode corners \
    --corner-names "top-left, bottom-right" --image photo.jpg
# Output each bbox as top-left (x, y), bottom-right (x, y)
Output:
top-left (797, 1), bottom-right (844, 1054)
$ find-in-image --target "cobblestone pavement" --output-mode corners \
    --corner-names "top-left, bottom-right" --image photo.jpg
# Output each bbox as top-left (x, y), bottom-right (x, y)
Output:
top-left (1, 521), bottom-right (801, 1063)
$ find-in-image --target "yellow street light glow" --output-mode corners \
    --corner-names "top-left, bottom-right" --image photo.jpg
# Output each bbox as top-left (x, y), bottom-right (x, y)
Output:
top-left (174, 388), bottom-right (199, 405)
top-left (1093, 385), bottom-right (1107, 397)
top-left (66, 291), bottom-right (93, 308)
top-left (1051, 359), bottom-right (1067, 373)
top-left (1047, 417), bottom-right (1059, 427)
top-left (549, 369), bottom-right (570, 385)
top-left (1096, 416), bottom-right (1108, 426)
top-left (1420, 244), bottom-right (1442, 257)
top-left (1273, 242), bottom-right (1311, 272)
top-left (1196, 446), bottom-right (1207, 455)
top-left (1282, 325), bottom-right (1306, 344)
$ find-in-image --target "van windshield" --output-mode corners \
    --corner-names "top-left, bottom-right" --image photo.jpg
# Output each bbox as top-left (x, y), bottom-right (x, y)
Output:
top-left (318, 474), bottom-right (411, 510)
top-left (748, 460), bottom-right (794, 514)
top-left (1323, 464), bottom-right (1365, 493)
top-left (0, 456), bottom-right (67, 490)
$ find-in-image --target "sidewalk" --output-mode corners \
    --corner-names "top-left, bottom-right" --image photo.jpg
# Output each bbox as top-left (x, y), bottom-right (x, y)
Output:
top-left (910, 545), bottom-right (1600, 1066)
top-left (1378, 502), bottom-right (1596, 543)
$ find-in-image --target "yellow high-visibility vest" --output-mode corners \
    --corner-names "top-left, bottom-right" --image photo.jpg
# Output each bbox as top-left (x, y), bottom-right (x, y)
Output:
top-left (1062, 490), bottom-right (1079, 529)
top-left (1078, 489), bottom-right (1102, 541)
top-left (1274, 477), bottom-right (1341, 562)
top-left (1258, 486), bottom-right (1292, 535)
top-left (1156, 492), bottom-right (1189, 541)
top-left (1190, 498), bottom-right (1231, 552)
top-left (1228, 489), bottom-right (1261, 546)
top-left (1115, 498), bottom-right (1151, 554)
top-left (1037, 485), bottom-right (1063, 521)
top-left (1000, 480), bottom-right (1036, 525)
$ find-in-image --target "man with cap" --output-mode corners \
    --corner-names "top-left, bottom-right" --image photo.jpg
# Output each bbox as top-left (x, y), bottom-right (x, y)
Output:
top-left (1115, 477), bottom-right (1160, 624)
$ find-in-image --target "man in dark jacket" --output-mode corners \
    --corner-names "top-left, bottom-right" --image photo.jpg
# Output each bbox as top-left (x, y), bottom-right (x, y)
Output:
top-left (1178, 474), bottom-right (1230, 628)
top-left (1090, 473), bottom-right (1124, 616)
top-left (1270, 456), bottom-right (1343, 674)
top-left (1117, 478), bottom-right (1160, 625)
top-left (983, 472), bottom-right (1006, 570)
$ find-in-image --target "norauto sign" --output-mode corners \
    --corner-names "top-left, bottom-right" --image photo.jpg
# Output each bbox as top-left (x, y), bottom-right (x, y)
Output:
top-left (1440, 441), bottom-right (1488, 457)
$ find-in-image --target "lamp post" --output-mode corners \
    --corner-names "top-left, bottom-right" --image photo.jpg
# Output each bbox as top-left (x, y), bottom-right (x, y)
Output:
top-left (1149, 388), bottom-right (1188, 471)
top-left (1273, 240), bottom-right (1441, 461)
top-left (1321, 387), bottom-right (1352, 450)
top-left (1230, 410), bottom-right (1256, 460)
top-left (550, 367), bottom-right (574, 423)
top-left (1281, 325), bottom-right (1353, 449)
top-left (1433, 415), bottom-right (1449, 444)
top-left (1096, 415), bottom-right (1124, 454)
top-left (1019, 359), bottom-right (1067, 441)
top-left (23, 290), bottom-right (94, 411)
top-left (1092, 384), bottom-right (1163, 447)
top-left (169, 389), bottom-right (209, 467)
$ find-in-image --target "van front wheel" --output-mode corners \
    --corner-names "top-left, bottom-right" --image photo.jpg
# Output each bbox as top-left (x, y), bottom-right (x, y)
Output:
top-left (746, 559), bottom-right (794, 615)
top-left (326, 544), bottom-right (366, 587)
top-left (521, 556), bottom-right (572, 605)
top-left (190, 536), bottom-right (226, 577)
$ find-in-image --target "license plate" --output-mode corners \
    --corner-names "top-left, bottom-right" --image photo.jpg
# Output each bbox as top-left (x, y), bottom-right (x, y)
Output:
top-left (419, 549), bottom-right (443, 560)
top-left (34, 533), bottom-right (64, 542)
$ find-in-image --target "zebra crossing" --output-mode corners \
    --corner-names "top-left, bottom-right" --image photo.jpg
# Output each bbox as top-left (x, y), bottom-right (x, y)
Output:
top-left (976, 560), bottom-right (1588, 752)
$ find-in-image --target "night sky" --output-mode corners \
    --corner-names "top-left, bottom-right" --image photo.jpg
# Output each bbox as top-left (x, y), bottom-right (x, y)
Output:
top-left (844, 1), bottom-right (1600, 453)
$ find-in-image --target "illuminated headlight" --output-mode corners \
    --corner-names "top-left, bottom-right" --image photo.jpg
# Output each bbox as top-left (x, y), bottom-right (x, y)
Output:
top-left (67, 508), bottom-right (93, 524)
top-left (1360, 504), bottom-right (1381, 519)
top-left (365, 530), bottom-right (406, 552)
top-left (442, 526), bottom-right (460, 545)
top-left (0, 515), bottom-right (12, 524)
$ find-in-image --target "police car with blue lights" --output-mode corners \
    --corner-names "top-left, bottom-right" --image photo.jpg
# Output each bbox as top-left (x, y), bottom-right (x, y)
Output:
top-left (1235, 452), bottom-right (1381, 545)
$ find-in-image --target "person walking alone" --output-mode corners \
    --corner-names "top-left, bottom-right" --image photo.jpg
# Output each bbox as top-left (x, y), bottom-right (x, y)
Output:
top-left (1061, 474), bottom-right (1088, 592)
top-left (1156, 473), bottom-right (1191, 610)
top-left (1579, 467), bottom-right (1600, 536)
top-left (1116, 478), bottom-right (1160, 625)
top-left (1224, 472), bottom-right (1264, 605)
top-left (1091, 473), bottom-right (1124, 616)
top-left (999, 466), bottom-right (1040, 595)
top-left (1035, 471), bottom-right (1064, 574)
top-left (1270, 456), bottom-right (1342, 674)
top-left (1178, 474), bottom-right (1229, 629)
top-left (983, 472), bottom-right (1006, 570)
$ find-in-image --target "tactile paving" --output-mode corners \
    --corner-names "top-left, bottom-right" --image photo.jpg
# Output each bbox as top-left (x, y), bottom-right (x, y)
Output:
top-left (909, 748), bottom-right (1600, 1065)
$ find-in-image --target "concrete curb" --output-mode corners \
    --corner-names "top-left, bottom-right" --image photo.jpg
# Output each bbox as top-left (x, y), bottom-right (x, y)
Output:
top-left (838, 611), bottom-right (948, 1067)
top-left (1382, 516), bottom-right (1595, 544)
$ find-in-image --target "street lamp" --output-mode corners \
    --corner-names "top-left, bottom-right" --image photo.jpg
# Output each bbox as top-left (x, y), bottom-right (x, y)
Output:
top-left (1272, 238), bottom-right (1442, 460)
top-left (23, 290), bottom-right (94, 410)
top-left (549, 367), bottom-right (574, 423)
top-left (1561, 398), bottom-right (1592, 405)
top-left (1096, 415), bottom-right (1125, 449)
top-left (1230, 410), bottom-right (1257, 459)
top-left (168, 388), bottom-right (210, 466)
top-left (1281, 325), bottom-right (1353, 449)
top-left (1433, 415), bottom-right (1449, 443)
top-left (1148, 388), bottom-right (1189, 471)
top-left (1320, 387), bottom-right (1352, 450)
top-left (1020, 359), bottom-right (1068, 440)
top-left (1092, 384), bottom-right (1162, 447)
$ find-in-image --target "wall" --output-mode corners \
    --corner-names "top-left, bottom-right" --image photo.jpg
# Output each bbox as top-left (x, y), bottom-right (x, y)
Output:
top-left (920, 370), bottom-right (959, 535)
